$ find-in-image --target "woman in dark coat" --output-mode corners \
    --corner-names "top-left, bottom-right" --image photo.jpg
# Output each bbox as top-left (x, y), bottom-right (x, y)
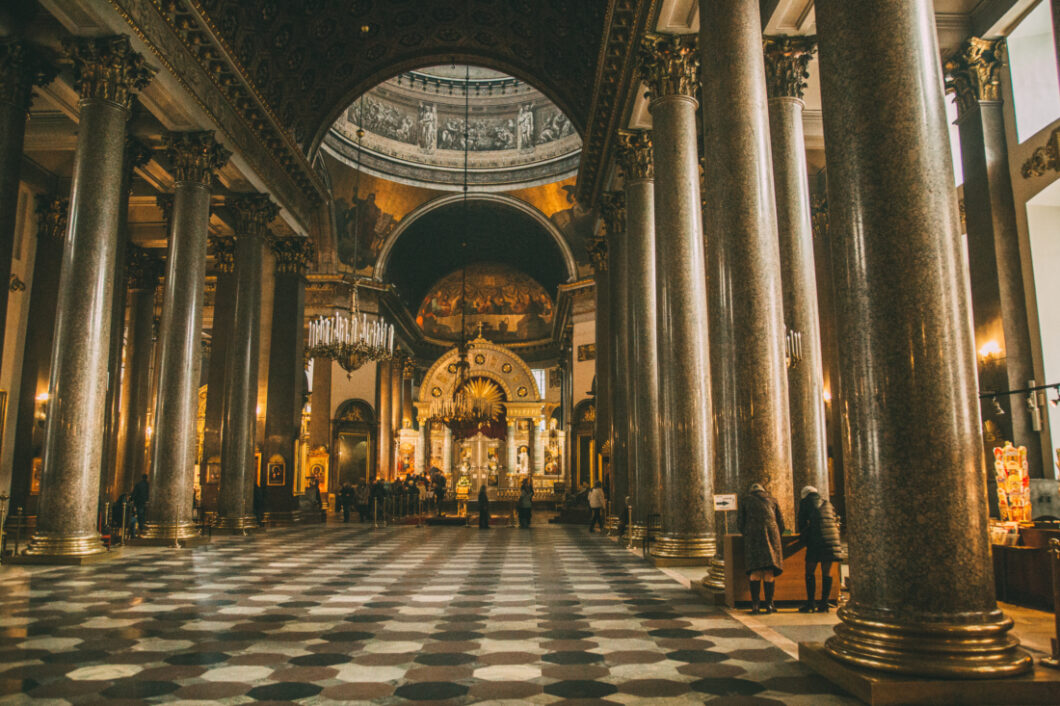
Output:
top-left (478, 485), bottom-right (490, 529)
top-left (797, 485), bottom-right (843, 612)
top-left (737, 482), bottom-right (785, 614)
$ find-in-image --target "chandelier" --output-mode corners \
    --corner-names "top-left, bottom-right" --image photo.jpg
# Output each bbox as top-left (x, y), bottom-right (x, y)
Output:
top-left (307, 285), bottom-right (394, 374)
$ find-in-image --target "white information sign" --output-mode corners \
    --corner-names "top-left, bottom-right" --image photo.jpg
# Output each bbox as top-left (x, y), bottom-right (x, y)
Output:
top-left (713, 493), bottom-right (737, 511)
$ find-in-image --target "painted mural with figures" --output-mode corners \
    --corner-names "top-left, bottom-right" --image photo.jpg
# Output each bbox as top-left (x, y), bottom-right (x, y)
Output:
top-left (417, 263), bottom-right (553, 342)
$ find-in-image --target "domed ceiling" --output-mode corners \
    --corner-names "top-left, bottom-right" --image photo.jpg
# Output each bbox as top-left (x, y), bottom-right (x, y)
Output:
top-left (323, 65), bottom-right (581, 190)
top-left (417, 263), bottom-right (554, 343)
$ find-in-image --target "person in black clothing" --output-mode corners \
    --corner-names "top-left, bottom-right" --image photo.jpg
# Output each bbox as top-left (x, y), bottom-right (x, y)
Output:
top-left (131, 474), bottom-right (149, 538)
top-left (252, 484), bottom-right (265, 527)
top-left (355, 482), bottom-right (371, 522)
top-left (371, 477), bottom-right (388, 523)
top-left (517, 478), bottom-right (533, 528)
top-left (478, 485), bottom-right (490, 529)
top-left (338, 483), bottom-right (355, 523)
top-left (737, 482), bottom-right (785, 614)
top-left (797, 485), bottom-right (843, 612)
top-left (431, 471), bottom-right (446, 515)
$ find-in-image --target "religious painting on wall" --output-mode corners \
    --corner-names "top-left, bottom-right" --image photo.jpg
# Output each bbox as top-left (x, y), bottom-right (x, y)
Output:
top-left (335, 193), bottom-right (396, 272)
top-left (417, 262), bottom-right (554, 342)
top-left (267, 461), bottom-right (285, 486)
top-left (577, 344), bottom-right (596, 361)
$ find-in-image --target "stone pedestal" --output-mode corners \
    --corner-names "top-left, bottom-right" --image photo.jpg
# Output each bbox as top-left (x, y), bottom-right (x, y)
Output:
top-left (143, 132), bottom-right (229, 542)
top-left (23, 37), bottom-right (152, 561)
top-left (639, 34), bottom-right (714, 562)
top-left (811, 0), bottom-right (1030, 678)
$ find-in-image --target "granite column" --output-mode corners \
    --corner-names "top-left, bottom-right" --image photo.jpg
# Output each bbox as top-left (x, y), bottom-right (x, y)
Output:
top-left (764, 37), bottom-right (829, 499)
top-left (24, 36), bottom-right (153, 561)
top-left (811, 0), bottom-right (1030, 677)
top-left (586, 230), bottom-right (611, 477)
top-left (143, 132), bottom-right (229, 543)
top-left (600, 192), bottom-right (629, 534)
top-left (639, 34), bottom-right (715, 562)
top-left (215, 194), bottom-right (277, 532)
top-left (376, 359), bottom-right (392, 480)
top-left (199, 236), bottom-right (234, 512)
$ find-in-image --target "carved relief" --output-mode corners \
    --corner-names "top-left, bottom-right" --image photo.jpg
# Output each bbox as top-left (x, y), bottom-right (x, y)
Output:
top-left (614, 129), bottom-right (653, 181)
top-left (34, 195), bottom-right (68, 241)
top-left (1021, 127), bottom-right (1060, 179)
top-left (762, 36), bottom-right (817, 100)
top-left (209, 235), bottom-right (236, 273)
top-left (230, 193), bottom-right (280, 238)
top-left (599, 190), bottom-right (626, 240)
top-left (270, 236), bottom-right (315, 275)
top-left (164, 131), bottom-right (231, 187)
top-left (62, 35), bottom-right (154, 109)
top-left (944, 37), bottom-right (1003, 116)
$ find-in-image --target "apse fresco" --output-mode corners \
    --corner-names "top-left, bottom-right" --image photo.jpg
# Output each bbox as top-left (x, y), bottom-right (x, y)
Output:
top-left (417, 263), bottom-right (553, 342)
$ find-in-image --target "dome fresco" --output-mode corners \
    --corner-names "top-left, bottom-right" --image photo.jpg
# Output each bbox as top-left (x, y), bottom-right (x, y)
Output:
top-left (324, 66), bottom-right (581, 190)
top-left (416, 263), bottom-right (554, 343)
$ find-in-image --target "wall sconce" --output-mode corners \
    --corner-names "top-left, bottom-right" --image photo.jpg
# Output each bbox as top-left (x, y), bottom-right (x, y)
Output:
top-left (977, 340), bottom-right (1002, 363)
top-left (785, 329), bottom-right (804, 368)
top-left (34, 392), bottom-right (49, 427)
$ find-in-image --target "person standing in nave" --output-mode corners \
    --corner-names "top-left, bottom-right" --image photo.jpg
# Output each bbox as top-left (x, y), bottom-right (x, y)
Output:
top-left (738, 482), bottom-right (785, 614)
top-left (338, 482), bottom-right (355, 523)
top-left (587, 481), bottom-right (605, 533)
top-left (797, 485), bottom-right (843, 613)
top-left (131, 474), bottom-right (149, 538)
top-left (517, 477), bottom-right (534, 528)
top-left (355, 482), bottom-right (371, 522)
top-left (478, 485), bottom-right (490, 529)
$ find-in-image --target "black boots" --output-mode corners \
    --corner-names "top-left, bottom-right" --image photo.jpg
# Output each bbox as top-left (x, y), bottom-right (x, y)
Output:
top-left (763, 580), bottom-right (776, 614)
top-left (799, 573), bottom-right (816, 613)
top-left (818, 575), bottom-right (833, 612)
top-left (749, 580), bottom-right (761, 614)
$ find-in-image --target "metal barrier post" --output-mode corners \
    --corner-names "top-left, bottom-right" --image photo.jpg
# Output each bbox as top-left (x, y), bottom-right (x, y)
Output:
top-left (1044, 538), bottom-right (1060, 669)
top-left (0, 493), bottom-right (8, 562)
top-left (14, 506), bottom-right (24, 555)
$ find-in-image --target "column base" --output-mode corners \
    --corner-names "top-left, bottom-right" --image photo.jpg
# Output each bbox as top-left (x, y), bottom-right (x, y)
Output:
top-left (263, 510), bottom-right (303, 526)
top-left (9, 544), bottom-right (121, 565)
top-left (605, 515), bottom-right (620, 536)
top-left (212, 515), bottom-right (259, 535)
top-left (825, 605), bottom-right (1032, 679)
top-left (649, 533), bottom-right (715, 565)
top-left (20, 531), bottom-right (109, 560)
top-left (140, 520), bottom-right (201, 541)
top-left (701, 554), bottom-right (726, 591)
top-left (132, 535), bottom-right (210, 548)
top-left (799, 642), bottom-right (1056, 705)
top-left (629, 522), bottom-right (647, 543)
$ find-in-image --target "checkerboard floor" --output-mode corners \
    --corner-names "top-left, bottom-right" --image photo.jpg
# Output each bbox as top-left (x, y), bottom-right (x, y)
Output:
top-left (0, 524), bottom-right (855, 704)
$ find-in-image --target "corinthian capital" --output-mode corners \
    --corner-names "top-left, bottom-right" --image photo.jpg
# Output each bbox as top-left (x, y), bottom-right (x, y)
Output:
top-left (164, 131), bottom-right (231, 187)
top-left (0, 40), bottom-right (56, 110)
top-left (763, 36), bottom-right (817, 100)
top-left (35, 195), bottom-right (68, 241)
top-left (944, 37), bottom-right (1003, 116)
top-left (209, 235), bottom-right (236, 273)
top-left (614, 130), bottom-right (653, 181)
top-left (270, 236), bottom-right (316, 275)
top-left (638, 33), bottom-right (699, 103)
top-left (62, 36), bottom-right (154, 110)
top-left (126, 244), bottom-right (164, 291)
top-left (599, 190), bottom-right (626, 241)
top-left (230, 194), bottom-right (280, 239)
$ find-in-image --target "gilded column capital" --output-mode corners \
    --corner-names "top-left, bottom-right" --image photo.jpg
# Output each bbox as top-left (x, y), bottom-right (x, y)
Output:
top-left (270, 235), bottom-right (316, 275)
top-left (209, 234), bottom-right (236, 273)
top-left (614, 130), bottom-right (654, 181)
top-left (156, 193), bottom-right (174, 225)
top-left (164, 131), bottom-right (231, 188)
top-left (638, 33), bottom-right (699, 104)
top-left (230, 193), bottom-right (280, 239)
top-left (34, 194), bottom-right (68, 241)
top-left (403, 359), bottom-right (416, 380)
top-left (0, 39), bottom-right (56, 110)
top-left (126, 244), bottom-right (164, 291)
top-left (762, 36), bottom-right (817, 100)
top-left (62, 36), bottom-right (154, 110)
top-left (944, 37), bottom-right (1003, 116)
top-left (599, 190), bottom-right (626, 241)
top-left (586, 231), bottom-right (608, 273)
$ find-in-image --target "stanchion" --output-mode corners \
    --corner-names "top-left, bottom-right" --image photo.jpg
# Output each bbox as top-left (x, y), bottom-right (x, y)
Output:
top-left (14, 506), bottom-right (24, 555)
top-left (626, 498), bottom-right (635, 549)
top-left (1043, 538), bottom-right (1060, 670)
top-left (0, 493), bottom-right (8, 562)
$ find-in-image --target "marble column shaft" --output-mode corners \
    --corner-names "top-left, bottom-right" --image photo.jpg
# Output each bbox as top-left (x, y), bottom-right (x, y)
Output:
top-left (639, 34), bottom-right (715, 560)
top-left (391, 355), bottom-right (403, 442)
top-left (308, 354), bottom-right (331, 450)
top-left (262, 236), bottom-right (313, 519)
top-left (601, 191), bottom-right (629, 530)
top-left (144, 132), bottom-right (229, 541)
top-left (815, 0), bottom-right (1029, 676)
top-left (376, 358), bottom-right (392, 480)
top-left (615, 130), bottom-right (662, 538)
top-left (765, 37), bottom-right (829, 499)
top-left (26, 37), bottom-right (152, 559)
top-left (216, 194), bottom-right (276, 531)
top-left (699, 3), bottom-right (794, 526)
top-left (947, 38), bottom-right (1043, 477)
top-left (0, 41), bottom-right (54, 374)
top-left (587, 230), bottom-right (611, 479)
top-left (200, 236), bottom-right (234, 511)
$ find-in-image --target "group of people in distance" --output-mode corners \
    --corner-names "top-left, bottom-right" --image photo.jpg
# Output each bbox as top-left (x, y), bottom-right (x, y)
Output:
top-left (476, 477), bottom-right (535, 529)
top-left (335, 471), bottom-right (448, 524)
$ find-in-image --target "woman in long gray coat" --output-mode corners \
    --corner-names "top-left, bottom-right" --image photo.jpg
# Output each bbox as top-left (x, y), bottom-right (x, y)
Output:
top-left (737, 482), bottom-right (785, 614)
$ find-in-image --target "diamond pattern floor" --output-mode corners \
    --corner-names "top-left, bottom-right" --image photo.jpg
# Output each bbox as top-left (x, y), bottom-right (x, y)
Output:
top-left (0, 524), bottom-right (855, 704)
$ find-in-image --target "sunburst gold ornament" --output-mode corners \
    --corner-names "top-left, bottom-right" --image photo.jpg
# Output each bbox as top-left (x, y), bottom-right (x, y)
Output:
top-left (460, 377), bottom-right (503, 421)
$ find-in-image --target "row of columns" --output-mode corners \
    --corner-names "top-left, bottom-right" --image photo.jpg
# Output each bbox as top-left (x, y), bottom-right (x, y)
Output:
top-left (374, 354), bottom-right (416, 480)
top-left (598, 0), bottom-right (1031, 679)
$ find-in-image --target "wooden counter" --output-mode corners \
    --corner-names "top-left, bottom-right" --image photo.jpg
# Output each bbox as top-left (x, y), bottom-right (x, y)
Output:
top-left (724, 533), bottom-right (841, 608)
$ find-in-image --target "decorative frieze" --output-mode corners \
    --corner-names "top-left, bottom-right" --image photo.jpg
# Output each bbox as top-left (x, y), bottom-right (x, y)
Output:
top-left (762, 36), bottom-right (817, 100)
top-left (0, 39), bottom-right (56, 110)
top-left (269, 235), bottom-right (315, 275)
top-left (34, 195), bottom-right (69, 241)
top-left (62, 35), bottom-right (154, 110)
top-left (638, 33), bottom-right (699, 102)
top-left (599, 190), bottom-right (626, 241)
top-left (230, 193), bottom-right (279, 238)
top-left (164, 131), bottom-right (231, 187)
top-left (208, 235), bottom-right (236, 273)
top-left (944, 37), bottom-right (1003, 116)
top-left (614, 129), bottom-right (653, 181)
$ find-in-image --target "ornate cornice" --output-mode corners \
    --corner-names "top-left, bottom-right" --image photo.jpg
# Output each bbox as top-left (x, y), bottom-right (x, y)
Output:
top-left (944, 37), bottom-right (1003, 116)
top-left (763, 36), bottom-right (817, 100)
top-left (35, 195), bottom-right (68, 241)
top-left (62, 36), bottom-right (154, 110)
top-left (164, 131), bottom-right (231, 188)
top-left (0, 40), bottom-right (56, 110)
top-left (126, 244), bottom-right (164, 291)
top-left (230, 193), bottom-right (279, 239)
top-left (270, 236), bottom-right (315, 275)
top-left (614, 129), bottom-right (653, 181)
top-left (639, 33), bottom-right (699, 103)
top-left (209, 234), bottom-right (236, 273)
top-left (1021, 126), bottom-right (1060, 179)
top-left (599, 190), bottom-right (626, 240)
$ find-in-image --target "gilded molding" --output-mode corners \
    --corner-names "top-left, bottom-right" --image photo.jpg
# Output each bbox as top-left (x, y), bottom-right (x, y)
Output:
top-left (944, 37), bottom-right (1003, 116)
top-left (270, 236), bottom-right (315, 275)
top-left (638, 33), bottom-right (699, 103)
top-left (599, 190), bottom-right (626, 241)
top-left (34, 195), bottom-right (68, 241)
top-left (126, 244), bottom-right (163, 290)
top-left (0, 40), bottom-right (56, 110)
top-left (763, 36), bottom-right (817, 100)
top-left (1021, 126), bottom-right (1060, 178)
top-left (230, 193), bottom-right (280, 238)
top-left (164, 131), bottom-right (231, 187)
top-left (209, 234), bottom-right (236, 273)
top-left (62, 36), bottom-right (154, 110)
top-left (614, 129), bottom-right (653, 181)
